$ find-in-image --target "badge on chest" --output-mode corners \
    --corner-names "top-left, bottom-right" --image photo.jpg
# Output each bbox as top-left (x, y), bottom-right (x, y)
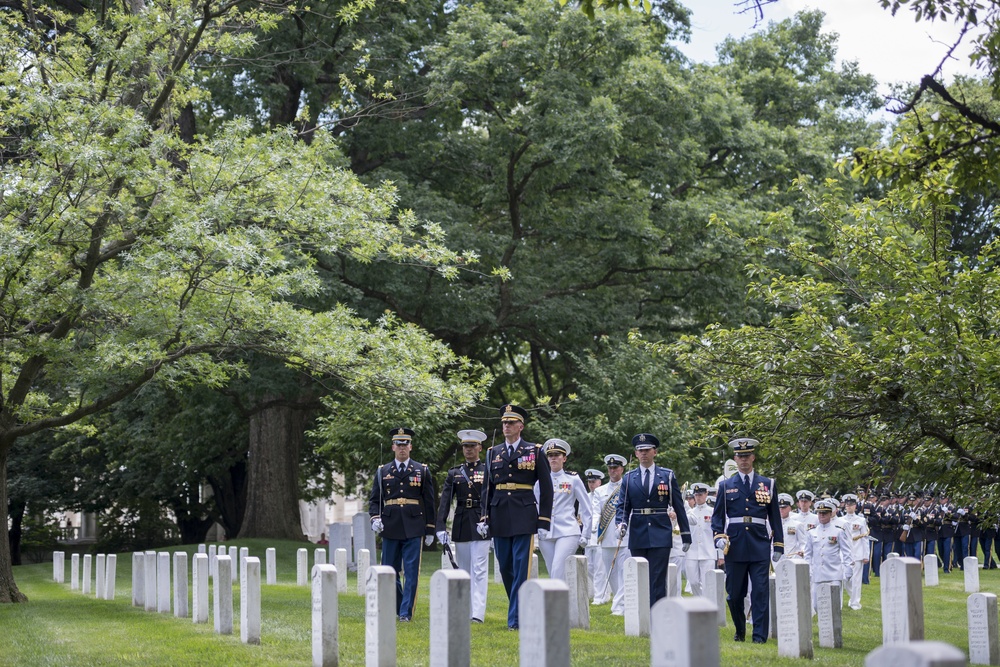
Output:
top-left (754, 482), bottom-right (771, 505)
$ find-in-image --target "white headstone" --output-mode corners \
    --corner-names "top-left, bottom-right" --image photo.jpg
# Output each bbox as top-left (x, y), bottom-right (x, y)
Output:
top-left (650, 596), bottom-right (721, 667)
top-left (966, 557), bottom-right (981, 593)
top-left (315, 547), bottom-right (327, 567)
top-left (864, 641), bottom-right (968, 667)
top-left (335, 548), bottom-right (348, 593)
top-left (157, 551), bottom-right (171, 613)
top-left (775, 558), bottom-right (813, 659)
top-left (215, 555), bottom-right (234, 635)
top-left (925, 554), bottom-right (940, 587)
top-left (703, 569), bottom-right (726, 628)
top-left (71, 553), bottom-right (80, 591)
top-left (209, 544), bottom-right (218, 579)
top-left (192, 553), bottom-right (209, 624)
top-left (53, 551), bottom-right (65, 583)
top-left (105, 554), bottom-right (117, 601)
top-left (624, 556), bottom-right (650, 638)
top-left (198, 544), bottom-right (207, 555)
top-left (241, 557), bottom-right (261, 645)
top-left (365, 565), bottom-right (396, 667)
top-left (143, 551), bottom-right (157, 611)
top-left (881, 556), bottom-right (925, 644)
top-left (312, 564), bottom-right (339, 667)
top-left (132, 552), bottom-right (145, 607)
top-left (266, 547), bottom-right (277, 585)
top-left (968, 592), bottom-right (1000, 666)
top-left (518, 579), bottom-right (570, 667)
top-left (565, 555), bottom-right (590, 630)
top-left (887, 552), bottom-right (900, 559)
top-left (667, 563), bottom-right (679, 598)
top-left (228, 546), bottom-right (238, 586)
top-left (817, 582), bottom-right (843, 649)
top-left (530, 553), bottom-right (539, 579)
top-left (430, 569), bottom-right (472, 667)
top-left (239, 546), bottom-right (249, 582)
top-left (174, 552), bottom-right (189, 619)
top-left (95, 554), bottom-right (106, 599)
top-left (298, 548), bottom-right (309, 586)
top-left (330, 523), bottom-right (353, 565)
top-left (354, 512), bottom-right (375, 565)
top-left (82, 554), bottom-right (92, 595)
top-left (358, 549), bottom-right (371, 597)
top-left (769, 574), bottom-right (778, 639)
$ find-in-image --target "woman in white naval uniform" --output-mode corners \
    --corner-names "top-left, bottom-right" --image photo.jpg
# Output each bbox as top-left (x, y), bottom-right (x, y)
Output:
top-left (535, 439), bottom-right (592, 582)
top-left (684, 482), bottom-right (719, 596)
top-left (804, 500), bottom-right (853, 613)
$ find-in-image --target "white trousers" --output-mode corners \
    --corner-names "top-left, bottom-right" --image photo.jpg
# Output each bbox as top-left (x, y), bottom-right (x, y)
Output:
top-left (848, 560), bottom-right (864, 608)
top-left (598, 545), bottom-right (630, 614)
top-left (586, 545), bottom-right (605, 602)
top-left (684, 558), bottom-right (716, 597)
top-left (538, 535), bottom-right (580, 582)
top-left (454, 540), bottom-right (490, 620)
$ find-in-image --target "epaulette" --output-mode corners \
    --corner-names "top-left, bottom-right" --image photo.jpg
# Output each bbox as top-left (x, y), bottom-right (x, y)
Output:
top-left (566, 470), bottom-right (578, 476)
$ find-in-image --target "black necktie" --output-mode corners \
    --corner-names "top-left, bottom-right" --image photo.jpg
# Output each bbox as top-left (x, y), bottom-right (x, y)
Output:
top-left (644, 468), bottom-right (651, 495)
top-left (742, 474), bottom-right (750, 491)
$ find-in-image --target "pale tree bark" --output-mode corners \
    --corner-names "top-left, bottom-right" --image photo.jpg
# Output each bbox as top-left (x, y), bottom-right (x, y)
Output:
top-left (237, 398), bottom-right (307, 540)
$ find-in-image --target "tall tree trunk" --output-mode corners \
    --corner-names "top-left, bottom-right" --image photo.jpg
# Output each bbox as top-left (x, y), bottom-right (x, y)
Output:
top-left (237, 398), bottom-right (306, 540)
top-left (0, 445), bottom-right (28, 602)
top-left (208, 459), bottom-right (247, 539)
top-left (7, 497), bottom-right (25, 567)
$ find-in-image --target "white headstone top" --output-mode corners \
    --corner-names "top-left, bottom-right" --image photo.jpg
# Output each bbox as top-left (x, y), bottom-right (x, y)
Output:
top-left (241, 557), bottom-right (261, 645)
top-left (966, 557), bottom-right (981, 593)
top-left (881, 556), bottom-right (924, 644)
top-left (925, 554), bottom-right (940, 587)
top-left (650, 597), bottom-right (720, 667)
top-left (312, 564), bottom-right (339, 667)
top-left (968, 592), bottom-right (999, 666)
top-left (624, 557), bottom-right (650, 638)
top-left (430, 569), bottom-right (472, 667)
top-left (518, 579), bottom-right (570, 667)
top-left (775, 558), bottom-right (813, 659)
top-left (565, 555), bottom-right (590, 630)
top-left (365, 565), bottom-right (396, 667)
top-left (864, 640), bottom-right (967, 667)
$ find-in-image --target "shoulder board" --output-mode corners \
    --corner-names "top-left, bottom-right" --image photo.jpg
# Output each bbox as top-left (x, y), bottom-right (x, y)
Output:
top-left (566, 471), bottom-right (578, 476)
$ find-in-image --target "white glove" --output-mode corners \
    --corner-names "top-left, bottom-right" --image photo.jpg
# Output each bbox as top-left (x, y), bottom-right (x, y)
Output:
top-left (436, 531), bottom-right (449, 545)
top-left (772, 552), bottom-right (782, 563)
top-left (909, 512), bottom-right (918, 520)
top-left (957, 508), bottom-right (967, 516)
top-left (578, 534), bottom-right (588, 548)
top-left (538, 529), bottom-right (551, 540)
top-left (681, 543), bottom-right (690, 553)
top-left (902, 524), bottom-right (911, 531)
top-left (371, 518), bottom-right (384, 534)
top-left (424, 534), bottom-right (434, 547)
top-left (618, 524), bottom-right (627, 540)
top-left (476, 522), bottom-right (489, 538)
top-left (952, 521), bottom-right (959, 527)
top-left (715, 538), bottom-right (727, 550)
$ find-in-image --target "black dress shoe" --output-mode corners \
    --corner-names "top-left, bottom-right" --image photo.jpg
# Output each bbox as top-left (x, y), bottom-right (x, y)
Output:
top-left (753, 638), bottom-right (767, 644)
top-left (472, 618), bottom-right (483, 624)
top-left (733, 633), bottom-right (745, 642)
top-left (398, 616), bottom-right (411, 622)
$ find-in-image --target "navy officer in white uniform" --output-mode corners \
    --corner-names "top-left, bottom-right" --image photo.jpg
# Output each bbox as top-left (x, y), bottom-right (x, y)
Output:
top-left (614, 433), bottom-right (691, 605)
top-left (535, 438), bottom-right (592, 581)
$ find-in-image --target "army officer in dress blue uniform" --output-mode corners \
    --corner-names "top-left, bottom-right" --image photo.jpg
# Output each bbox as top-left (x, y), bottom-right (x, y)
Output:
top-left (614, 433), bottom-right (691, 605)
top-left (711, 437), bottom-right (783, 643)
top-left (435, 429), bottom-right (490, 623)
top-left (368, 427), bottom-right (437, 622)
top-left (479, 404), bottom-right (553, 630)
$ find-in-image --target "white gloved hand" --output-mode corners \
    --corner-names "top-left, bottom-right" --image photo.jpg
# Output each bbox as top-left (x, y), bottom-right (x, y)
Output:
top-left (715, 538), bottom-right (727, 550)
top-left (957, 508), bottom-right (967, 516)
top-left (424, 534), bottom-right (434, 547)
top-left (909, 512), bottom-right (918, 520)
top-left (618, 524), bottom-right (627, 540)
top-left (578, 534), bottom-right (589, 548)
top-left (952, 521), bottom-right (959, 527)
top-left (436, 531), bottom-right (449, 545)
top-left (902, 524), bottom-right (912, 532)
top-left (538, 529), bottom-right (551, 540)
top-left (371, 518), bottom-right (384, 534)
top-left (476, 522), bottom-right (489, 538)
top-left (681, 543), bottom-right (691, 553)
top-left (772, 552), bottom-right (782, 563)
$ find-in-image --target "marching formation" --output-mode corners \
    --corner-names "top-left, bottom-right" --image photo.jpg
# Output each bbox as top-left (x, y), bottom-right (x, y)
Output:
top-left (367, 405), bottom-right (995, 646)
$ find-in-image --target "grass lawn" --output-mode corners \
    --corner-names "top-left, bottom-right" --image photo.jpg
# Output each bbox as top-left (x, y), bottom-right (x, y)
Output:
top-left (0, 541), bottom-right (989, 666)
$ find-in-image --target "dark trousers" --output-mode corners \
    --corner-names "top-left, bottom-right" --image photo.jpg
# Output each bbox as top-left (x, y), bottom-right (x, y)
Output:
top-left (902, 541), bottom-right (919, 558)
top-left (954, 535), bottom-right (969, 568)
top-left (871, 539), bottom-right (887, 576)
top-left (938, 537), bottom-right (953, 571)
top-left (381, 535), bottom-right (422, 619)
top-left (924, 539), bottom-right (936, 559)
top-left (494, 534), bottom-right (533, 628)
top-left (979, 535), bottom-right (995, 568)
top-left (631, 546), bottom-right (671, 606)
top-left (725, 559), bottom-right (770, 642)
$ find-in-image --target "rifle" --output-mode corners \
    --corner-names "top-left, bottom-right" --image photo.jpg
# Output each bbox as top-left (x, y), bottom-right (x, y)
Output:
top-left (478, 428), bottom-right (497, 530)
top-left (443, 542), bottom-right (459, 569)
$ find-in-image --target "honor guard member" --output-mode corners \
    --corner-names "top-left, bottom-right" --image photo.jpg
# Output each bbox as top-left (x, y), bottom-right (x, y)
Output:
top-left (368, 427), bottom-right (437, 622)
top-left (805, 499), bottom-right (853, 612)
top-left (778, 493), bottom-right (806, 559)
top-left (592, 453), bottom-right (630, 613)
top-left (922, 493), bottom-right (941, 562)
top-left (584, 468), bottom-right (606, 599)
top-left (685, 482), bottom-right (719, 596)
top-left (901, 493), bottom-right (923, 558)
top-left (615, 433), bottom-right (691, 606)
top-left (436, 429), bottom-right (490, 623)
top-left (479, 404), bottom-right (553, 630)
top-left (938, 492), bottom-right (956, 572)
top-left (711, 437), bottom-right (783, 644)
top-left (796, 490), bottom-right (818, 530)
top-left (537, 439), bottom-right (592, 581)
top-left (841, 494), bottom-right (869, 609)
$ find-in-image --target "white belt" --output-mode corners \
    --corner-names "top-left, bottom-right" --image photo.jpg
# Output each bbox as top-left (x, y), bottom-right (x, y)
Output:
top-left (725, 516), bottom-right (767, 528)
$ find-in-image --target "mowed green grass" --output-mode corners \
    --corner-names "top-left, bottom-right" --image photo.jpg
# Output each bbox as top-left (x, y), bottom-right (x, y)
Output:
top-left (0, 541), bottom-right (990, 666)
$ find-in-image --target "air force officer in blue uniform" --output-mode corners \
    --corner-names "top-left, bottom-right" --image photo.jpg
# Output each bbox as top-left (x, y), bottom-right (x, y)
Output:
top-left (711, 437), bottom-right (783, 643)
top-left (614, 433), bottom-right (691, 605)
top-left (480, 404), bottom-right (553, 629)
top-left (368, 427), bottom-right (437, 622)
